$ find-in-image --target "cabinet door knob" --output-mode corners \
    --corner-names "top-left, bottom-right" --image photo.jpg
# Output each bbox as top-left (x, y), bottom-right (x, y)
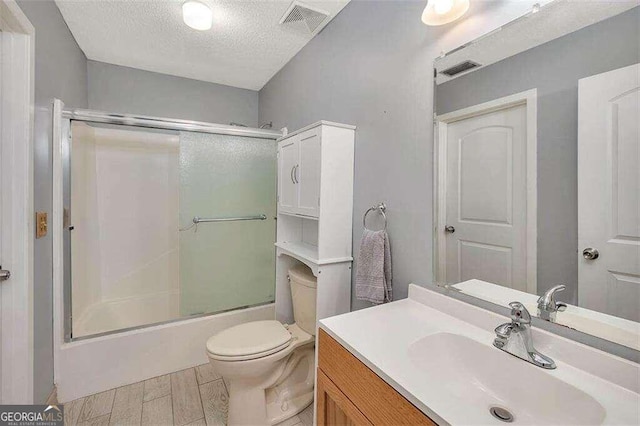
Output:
top-left (294, 165), bottom-right (299, 183)
top-left (445, 225), bottom-right (455, 234)
top-left (290, 166), bottom-right (296, 184)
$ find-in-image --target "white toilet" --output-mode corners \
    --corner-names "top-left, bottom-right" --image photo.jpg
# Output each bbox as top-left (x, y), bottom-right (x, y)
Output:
top-left (206, 265), bottom-right (317, 426)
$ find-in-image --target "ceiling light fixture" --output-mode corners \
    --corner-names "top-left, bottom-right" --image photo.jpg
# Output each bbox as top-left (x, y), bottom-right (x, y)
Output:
top-left (182, 0), bottom-right (213, 31)
top-left (422, 0), bottom-right (470, 26)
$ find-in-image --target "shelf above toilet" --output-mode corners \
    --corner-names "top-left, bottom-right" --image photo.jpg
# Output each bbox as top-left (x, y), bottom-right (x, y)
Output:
top-left (276, 242), bottom-right (353, 274)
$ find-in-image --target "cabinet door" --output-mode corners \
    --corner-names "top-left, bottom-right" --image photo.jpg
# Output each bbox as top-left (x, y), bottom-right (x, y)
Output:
top-left (319, 330), bottom-right (437, 425)
top-left (278, 138), bottom-right (299, 215)
top-left (317, 370), bottom-right (372, 426)
top-left (296, 129), bottom-right (321, 217)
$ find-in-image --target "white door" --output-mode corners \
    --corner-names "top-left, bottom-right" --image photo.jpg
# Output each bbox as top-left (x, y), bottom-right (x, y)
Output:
top-left (278, 137), bottom-right (298, 215)
top-left (445, 104), bottom-right (528, 291)
top-left (578, 64), bottom-right (640, 322)
top-left (0, 9), bottom-right (34, 403)
top-left (296, 129), bottom-right (321, 218)
top-left (0, 29), bottom-right (4, 404)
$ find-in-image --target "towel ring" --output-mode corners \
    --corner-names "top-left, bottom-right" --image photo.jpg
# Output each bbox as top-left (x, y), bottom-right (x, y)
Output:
top-left (363, 203), bottom-right (387, 231)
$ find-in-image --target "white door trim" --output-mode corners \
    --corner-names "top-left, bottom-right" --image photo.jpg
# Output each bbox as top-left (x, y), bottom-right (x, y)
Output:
top-left (0, 0), bottom-right (35, 403)
top-left (434, 89), bottom-right (537, 294)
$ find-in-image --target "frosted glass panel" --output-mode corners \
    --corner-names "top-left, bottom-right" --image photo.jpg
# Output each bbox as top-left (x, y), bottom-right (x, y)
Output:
top-left (179, 132), bottom-right (277, 316)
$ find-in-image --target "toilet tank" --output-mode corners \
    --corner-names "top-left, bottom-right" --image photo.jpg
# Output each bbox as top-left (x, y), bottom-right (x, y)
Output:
top-left (288, 265), bottom-right (317, 335)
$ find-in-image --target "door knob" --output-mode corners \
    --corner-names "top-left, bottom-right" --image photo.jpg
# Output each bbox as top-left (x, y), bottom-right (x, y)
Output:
top-left (445, 225), bottom-right (455, 234)
top-left (582, 248), bottom-right (599, 260)
top-left (0, 269), bottom-right (10, 281)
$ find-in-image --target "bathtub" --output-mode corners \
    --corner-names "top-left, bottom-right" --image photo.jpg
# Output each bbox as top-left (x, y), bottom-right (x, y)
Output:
top-left (55, 302), bottom-right (274, 402)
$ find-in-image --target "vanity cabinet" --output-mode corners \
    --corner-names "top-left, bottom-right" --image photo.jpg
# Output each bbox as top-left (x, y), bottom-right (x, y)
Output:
top-left (317, 329), bottom-right (436, 426)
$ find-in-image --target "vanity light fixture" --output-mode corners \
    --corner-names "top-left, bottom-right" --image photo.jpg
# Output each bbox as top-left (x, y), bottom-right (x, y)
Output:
top-left (422, 0), bottom-right (470, 26)
top-left (182, 0), bottom-right (213, 31)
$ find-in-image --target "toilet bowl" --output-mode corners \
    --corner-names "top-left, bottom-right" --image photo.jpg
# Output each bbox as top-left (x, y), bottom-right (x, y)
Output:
top-left (206, 266), bottom-right (317, 426)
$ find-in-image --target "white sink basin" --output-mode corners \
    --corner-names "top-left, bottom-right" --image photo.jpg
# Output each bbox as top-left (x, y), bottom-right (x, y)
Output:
top-left (321, 285), bottom-right (639, 425)
top-left (408, 333), bottom-right (606, 425)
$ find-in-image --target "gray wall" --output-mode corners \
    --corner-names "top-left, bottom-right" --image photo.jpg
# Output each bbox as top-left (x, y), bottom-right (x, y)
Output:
top-left (88, 61), bottom-right (259, 127)
top-left (15, 0), bottom-right (88, 403)
top-left (435, 8), bottom-right (640, 304)
top-left (259, 0), bottom-right (446, 310)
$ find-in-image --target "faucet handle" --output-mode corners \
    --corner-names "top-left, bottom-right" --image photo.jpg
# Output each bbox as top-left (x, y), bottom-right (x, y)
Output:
top-left (545, 284), bottom-right (565, 296)
top-left (537, 284), bottom-right (566, 311)
top-left (495, 323), bottom-right (514, 339)
top-left (509, 301), bottom-right (531, 325)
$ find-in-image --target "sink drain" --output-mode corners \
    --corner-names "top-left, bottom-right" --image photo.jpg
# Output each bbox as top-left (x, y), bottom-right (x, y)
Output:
top-left (489, 407), bottom-right (514, 423)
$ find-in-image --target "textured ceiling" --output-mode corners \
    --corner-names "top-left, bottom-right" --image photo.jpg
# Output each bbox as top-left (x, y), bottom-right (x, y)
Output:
top-left (435, 1), bottom-right (639, 84)
top-left (55, 0), bottom-right (350, 90)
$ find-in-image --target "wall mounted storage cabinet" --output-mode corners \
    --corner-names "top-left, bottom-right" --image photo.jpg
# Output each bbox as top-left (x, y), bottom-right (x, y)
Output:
top-left (275, 121), bottom-right (355, 325)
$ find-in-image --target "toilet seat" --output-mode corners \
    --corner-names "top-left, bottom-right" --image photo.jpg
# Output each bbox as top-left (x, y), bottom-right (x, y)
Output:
top-left (206, 320), bottom-right (292, 361)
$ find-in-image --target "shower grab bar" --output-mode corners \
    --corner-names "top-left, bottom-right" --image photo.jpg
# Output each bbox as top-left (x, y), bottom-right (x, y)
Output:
top-left (192, 214), bottom-right (267, 224)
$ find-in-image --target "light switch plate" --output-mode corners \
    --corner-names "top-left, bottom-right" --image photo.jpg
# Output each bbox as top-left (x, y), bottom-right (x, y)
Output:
top-left (36, 211), bottom-right (48, 238)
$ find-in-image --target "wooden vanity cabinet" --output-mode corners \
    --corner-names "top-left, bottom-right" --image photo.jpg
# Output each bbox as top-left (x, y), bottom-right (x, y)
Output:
top-left (316, 329), bottom-right (437, 426)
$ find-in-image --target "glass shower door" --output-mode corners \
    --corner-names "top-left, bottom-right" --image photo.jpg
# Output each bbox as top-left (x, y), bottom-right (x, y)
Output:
top-left (179, 132), bottom-right (277, 316)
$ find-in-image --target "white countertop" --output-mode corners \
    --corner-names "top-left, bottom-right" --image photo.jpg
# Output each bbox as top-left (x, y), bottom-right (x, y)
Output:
top-left (319, 284), bottom-right (640, 425)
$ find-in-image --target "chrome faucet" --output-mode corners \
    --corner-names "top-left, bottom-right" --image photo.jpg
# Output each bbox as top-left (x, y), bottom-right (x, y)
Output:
top-left (537, 284), bottom-right (567, 322)
top-left (493, 302), bottom-right (556, 369)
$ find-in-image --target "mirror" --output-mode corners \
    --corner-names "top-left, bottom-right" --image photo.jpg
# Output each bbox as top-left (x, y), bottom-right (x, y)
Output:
top-left (433, 1), bottom-right (639, 351)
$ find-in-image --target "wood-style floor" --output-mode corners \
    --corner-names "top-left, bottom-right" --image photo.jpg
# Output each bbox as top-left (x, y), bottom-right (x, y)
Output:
top-left (62, 363), bottom-right (314, 426)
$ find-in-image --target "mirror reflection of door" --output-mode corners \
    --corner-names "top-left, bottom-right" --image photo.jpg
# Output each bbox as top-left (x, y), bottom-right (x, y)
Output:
top-left (578, 64), bottom-right (640, 323)
top-left (438, 93), bottom-right (536, 295)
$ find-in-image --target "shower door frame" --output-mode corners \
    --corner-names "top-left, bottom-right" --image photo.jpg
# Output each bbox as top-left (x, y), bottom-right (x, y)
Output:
top-left (52, 100), bottom-right (283, 344)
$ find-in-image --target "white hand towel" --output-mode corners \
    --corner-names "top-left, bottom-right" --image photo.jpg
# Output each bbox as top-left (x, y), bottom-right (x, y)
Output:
top-left (355, 229), bottom-right (392, 304)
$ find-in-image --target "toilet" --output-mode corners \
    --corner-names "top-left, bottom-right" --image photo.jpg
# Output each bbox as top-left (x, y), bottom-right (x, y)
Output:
top-left (206, 265), bottom-right (317, 426)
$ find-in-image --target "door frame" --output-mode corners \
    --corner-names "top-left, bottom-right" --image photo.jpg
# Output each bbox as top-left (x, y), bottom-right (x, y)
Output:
top-left (433, 89), bottom-right (537, 294)
top-left (0, 0), bottom-right (35, 403)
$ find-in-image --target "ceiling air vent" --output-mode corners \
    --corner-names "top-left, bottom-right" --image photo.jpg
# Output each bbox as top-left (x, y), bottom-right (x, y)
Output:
top-left (440, 60), bottom-right (481, 77)
top-left (280, 1), bottom-right (331, 35)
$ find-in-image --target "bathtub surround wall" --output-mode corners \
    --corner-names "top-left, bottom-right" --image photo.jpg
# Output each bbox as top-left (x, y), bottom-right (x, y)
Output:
top-left (435, 8), bottom-right (640, 304)
top-left (87, 61), bottom-right (259, 127)
top-left (15, 0), bottom-right (88, 403)
top-left (258, 0), bottom-right (544, 310)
